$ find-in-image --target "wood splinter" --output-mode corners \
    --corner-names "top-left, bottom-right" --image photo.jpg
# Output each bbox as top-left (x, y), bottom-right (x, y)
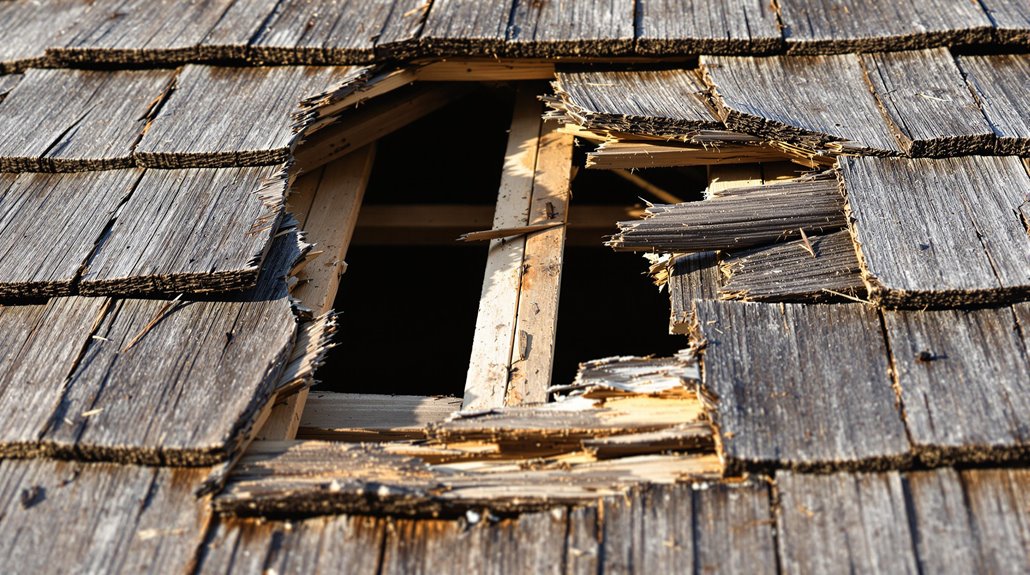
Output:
top-left (457, 221), bottom-right (564, 242)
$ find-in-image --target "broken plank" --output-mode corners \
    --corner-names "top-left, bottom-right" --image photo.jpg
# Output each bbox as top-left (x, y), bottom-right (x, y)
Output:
top-left (0, 68), bottom-right (173, 172)
top-left (957, 54), bottom-right (1030, 155)
top-left (586, 140), bottom-right (794, 170)
top-left (719, 230), bottom-right (865, 303)
top-left (293, 84), bottom-right (460, 173)
top-left (861, 48), bottom-right (995, 156)
top-left (297, 392), bottom-right (462, 441)
top-left (775, 470), bottom-right (920, 573)
top-left (776, 0), bottom-right (994, 53)
top-left (136, 65), bottom-right (345, 169)
top-left (79, 165), bottom-right (288, 297)
top-left (636, 0), bottom-right (783, 55)
top-left (840, 155), bottom-right (1030, 307)
top-left (694, 301), bottom-right (910, 472)
top-left (668, 252), bottom-right (722, 335)
top-left (702, 54), bottom-right (903, 154)
top-left (505, 122), bottom-right (575, 406)
top-left (415, 59), bottom-right (556, 81)
top-left (883, 306), bottom-right (1030, 465)
top-left (0, 169), bottom-right (142, 299)
top-left (464, 86), bottom-right (544, 412)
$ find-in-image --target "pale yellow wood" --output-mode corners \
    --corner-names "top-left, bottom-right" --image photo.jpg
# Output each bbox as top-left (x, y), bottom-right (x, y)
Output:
top-left (294, 85), bottom-right (458, 173)
top-left (707, 164), bottom-right (763, 196)
top-left (463, 86), bottom-right (544, 411)
top-left (259, 146), bottom-right (376, 441)
top-left (506, 123), bottom-right (575, 405)
top-left (609, 169), bottom-right (683, 203)
top-left (304, 68), bottom-right (418, 135)
top-left (285, 166), bottom-right (324, 226)
top-left (297, 392), bottom-right (462, 441)
top-left (415, 60), bottom-right (555, 81)
top-left (587, 140), bottom-right (791, 169)
top-left (761, 161), bottom-right (803, 183)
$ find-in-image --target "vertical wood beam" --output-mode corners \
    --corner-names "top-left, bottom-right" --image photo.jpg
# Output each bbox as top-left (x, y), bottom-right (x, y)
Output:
top-left (258, 144), bottom-right (376, 440)
top-left (463, 87), bottom-right (544, 411)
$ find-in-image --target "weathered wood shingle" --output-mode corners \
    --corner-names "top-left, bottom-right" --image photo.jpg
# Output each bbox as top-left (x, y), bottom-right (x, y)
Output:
top-left (79, 166), bottom-right (287, 296)
top-left (636, 0), bottom-right (783, 55)
top-left (0, 0), bottom-right (89, 72)
top-left (0, 170), bottom-right (142, 299)
top-left (136, 65), bottom-right (344, 168)
top-left (0, 459), bottom-right (210, 574)
top-left (0, 69), bottom-right (173, 172)
top-left (884, 307), bottom-right (1030, 464)
top-left (417, 0), bottom-right (513, 56)
top-left (841, 155), bottom-right (1030, 307)
top-left (693, 301), bottom-right (910, 472)
top-left (507, 0), bottom-right (635, 57)
top-left (776, 0), bottom-right (994, 53)
top-left (702, 55), bottom-right (903, 154)
top-left (980, 0), bottom-right (1030, 44)
top-left (958, 54), bottom-right (1030, 155)
top-left (861, 48), bottom-right (996, 156)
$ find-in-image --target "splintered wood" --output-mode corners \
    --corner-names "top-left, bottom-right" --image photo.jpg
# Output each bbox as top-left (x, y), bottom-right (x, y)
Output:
top-left (216, 354), bottom-right (720, 517)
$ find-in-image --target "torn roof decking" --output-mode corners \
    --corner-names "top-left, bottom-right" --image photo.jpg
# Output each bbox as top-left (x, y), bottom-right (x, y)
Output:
top-left (0, 68), bottom-right (173, 172)
top-left (776, 0), bottom-right (995, 53)
top-left (550, 69), bottom-right (722, 136)
top-left (0, 166), bottom-right (287, 299)
top-left (841, 155), bottom-right (1030, 307)
top-left (136, 65), bottom-right (345, 169)
top-left (0, 458), bottom-right (210, 575)
top-left (0, 232), bottom-right (303, 465)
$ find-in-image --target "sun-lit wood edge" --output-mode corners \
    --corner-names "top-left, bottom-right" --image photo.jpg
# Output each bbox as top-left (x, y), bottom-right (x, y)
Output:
top-left (587, 140), bottom-right (795, 169)
top-left (294, 84), bottom-right (461, 173)
top-left (505, 123), bottom-right (575, 406)
top-left (609, 168), bottom-right (683, 203)
top-left (352, 204), bottom-right (642, 247)
top-left (258, 145), bottom-right (376, 441)
top-left (463, 86), bottom-right (544, 412)
top-left (415, 59), bottom-right (556, 81)
top-left (296, 392), bottom-right (463, 441)
top-left (304, 68), bottom-right (419, 135)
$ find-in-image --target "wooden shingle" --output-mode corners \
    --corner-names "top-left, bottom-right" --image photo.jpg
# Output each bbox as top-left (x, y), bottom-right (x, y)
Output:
top-left (80, 166), bottom-right (287, 296)
top-left (693, 301), bottom-right (910, 472)
top-left (507, 0), bottom-right (635, 57)
top-left (861, 48), bottom-right (996, 156)
top-left (884, 307), bottom-right (1030, 464)
top-left (702, 55), bottom-right (903, 154)
top-left (841, 155), bottom-right (1030, 307)
top-left (777, 0), bottom-right (994, 53)
top-left (0, 69), bottom-right (173, 172)
top-left (417, 0), bottom-right (512, 57)
top-left (980, 0), bottom-right (1030, 45)
top-left (136, 65), bottom-right (344, 168)
top-left (636, 0), bottom-right (783, 55)
top-left (958, 54), bottom-right (1030, 155)
top-left (0, 170), bottom-right (142, 299)
top-left (0, 0), bottom-right (89, 72)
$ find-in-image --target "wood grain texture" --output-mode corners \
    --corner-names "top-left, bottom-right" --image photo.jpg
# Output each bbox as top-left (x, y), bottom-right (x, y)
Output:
top-left (137, 65), bottom-right (343, 168)
top-left (0, 458), bottom-right (210, 575)
top-left (507, 0), bottom-right (635, 57)
top-left (0, 74), bottom-right (22, 102)
top-left (668, 252), bottom-right (721, 335)
top-left (79, 166), bottom-right (286, 296)
top-left (840, 155), bottom-right (1030, 307)
top-left (720, 230), bottom-right (865, 303)
top-left (0, 232), bottom-right (301, 464)
top-left (0, 170), bottom-right (142, 299)
top-left (980, 0), bottom-right (1030, 44)
top-left (693, 301), bottom-right (910, 472)
top-left (861, 48), bottom-right (996, 156)
top-left (702, 54), bottom-right (903, 154)
top-left (609, 174), bottom-right (846, 252)
top-left (586, 140), bottom-right (792, 169)
top-left (776, 0), bottom-right (994, 53)
top-left (958, 54), bottom-right (1030, 155)
top-left (551, 70), bottom-right (721, 136)
top-left (776, 470), bottom-right (920, 574)
top-left (960, 468), bottom-right (1030, 574)
top-left (0, 0), bottom-right (90, 72)
top-left (48, 0), bottom-right (238, 64)
top-left (884, 307), bottom-right (1030, 465)
top-left (417, 0), bottom-right (512, 56)
top-left (197, 515), bottom-right (385, 574)
top-left (601, 482), bottom-right (776, 574)
top-left (297, 392), bottom-right (461, 441)
top-left (0, 68), bottom-right (173, 172)
top-left (465, 87), bottom-right (543, 411)
top-left (636, 0), bottom-right (783, 55)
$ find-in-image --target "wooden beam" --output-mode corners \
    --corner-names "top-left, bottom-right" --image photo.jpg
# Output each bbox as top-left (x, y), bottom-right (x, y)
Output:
top-left (415, 60), bottom-right (555, 81)
top-left (587, 140), bottom-right (793, 169)
top-left (463, 86), bottom-right (543, 411)
top-left (505, 123), bottom-right (575, 405)
top-left (297, 392), bottom-right (462, 441)
top-left (258, 145), bottom-right (376, 440)
top-left (294, 85), bottom-right (459, 173)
